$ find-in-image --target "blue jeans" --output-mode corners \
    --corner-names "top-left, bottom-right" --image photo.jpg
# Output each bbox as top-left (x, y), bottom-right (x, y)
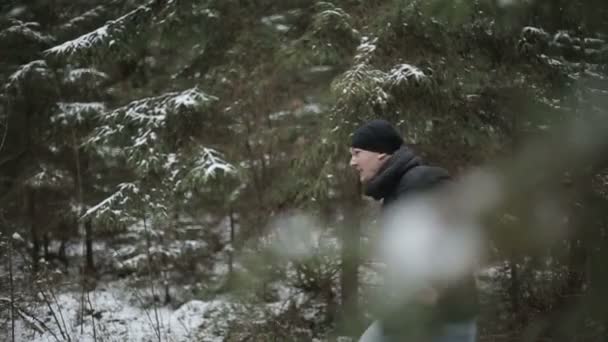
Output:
top-left (358, 319), bottom-right (477, 342)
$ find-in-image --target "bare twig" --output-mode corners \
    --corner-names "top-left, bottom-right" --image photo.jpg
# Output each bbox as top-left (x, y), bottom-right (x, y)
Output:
top-left (79, 277), bottom-right (86, 334)
top-left (8, 236), bottom-right (16, 342)
top-left (110, 257), bottom-right (161, 337)
top-left (175, 315), bottom-right (192, 340)
top-left (85, 291), bottom-right (98, 342)
top-left (228, 208), bottom-right (235, 279)
top-left (0, 97), bottom-right (9, 154)
top-left (48, 285), bottom-right (71, 341)
top-left (130, 285), bottom-right (163, 339)
top-left (39, 289), bottom-right (68, 340)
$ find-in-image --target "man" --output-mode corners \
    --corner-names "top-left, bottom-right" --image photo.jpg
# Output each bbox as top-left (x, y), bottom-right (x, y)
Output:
top-left (349, 119), bottom-right (478, 342)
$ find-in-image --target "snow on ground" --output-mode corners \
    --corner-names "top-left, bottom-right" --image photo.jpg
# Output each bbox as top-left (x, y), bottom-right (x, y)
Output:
top-left (10, 263), bottom-right (506, 341)
top-left (12, 275), bottom-right (316, 341)
top-left (14, 280), bottom-right (233, 342)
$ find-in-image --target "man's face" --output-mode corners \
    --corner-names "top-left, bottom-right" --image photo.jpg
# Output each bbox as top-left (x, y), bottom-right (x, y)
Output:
top-left (349, 148), bottom-right (388, 183)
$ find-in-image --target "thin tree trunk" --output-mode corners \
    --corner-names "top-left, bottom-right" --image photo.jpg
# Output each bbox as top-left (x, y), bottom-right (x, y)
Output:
top-left (509, 257), bottom-right (520, 314)
top-left (143, 214), bottom-right (162, 342)
top-left (566, 238), bottom-right (585, 293)
top-left (43, 232), bottom-right (50, 261)
top-left (71, 128), bottom-right (95, 275)
top-left (9, 236), bottom-right (16, 342)
top-left (339, 180), bottom-right (361, 336)
top-left (58, 238), bottom-right (68, 269)
top-left (228, 207), bottom-right (235, 279)
top-left (85, 218), bottom-right (95, 274)
top-left (26, 188), bottom-right (40, 273)
top-left (71, 127), bottom-right (94, 332)
top-left (164, 281), bottom-right (171, 305)
top-left (163, 210), bottom-right (177, 305)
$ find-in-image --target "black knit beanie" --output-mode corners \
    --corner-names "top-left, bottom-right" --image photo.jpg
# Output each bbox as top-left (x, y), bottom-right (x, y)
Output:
top-left (351, 119), bottom-right (403, 154)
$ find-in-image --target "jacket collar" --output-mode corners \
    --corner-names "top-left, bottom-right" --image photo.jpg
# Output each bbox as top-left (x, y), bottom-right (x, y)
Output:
top-left (364, 146), bottom-right (421, 200)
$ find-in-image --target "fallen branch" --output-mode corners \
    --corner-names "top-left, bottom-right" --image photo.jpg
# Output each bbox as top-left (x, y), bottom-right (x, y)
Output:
top-left (7, 302), bottom-right (61, 342)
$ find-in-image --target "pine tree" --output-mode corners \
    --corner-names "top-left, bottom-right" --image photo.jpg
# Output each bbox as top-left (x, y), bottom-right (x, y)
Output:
top-left (1, 0), bottom-right (237, 274)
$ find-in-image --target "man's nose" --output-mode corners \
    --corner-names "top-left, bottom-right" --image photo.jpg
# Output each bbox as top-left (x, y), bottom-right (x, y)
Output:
top-left (349, 156), bottom-right (356, 167)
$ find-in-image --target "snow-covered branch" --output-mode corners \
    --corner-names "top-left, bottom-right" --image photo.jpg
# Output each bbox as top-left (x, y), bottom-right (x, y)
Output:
top-left (57, 4), bottom-right (114, 38)
top-left (52, 102), bottom-right (106, 126)
top-left (64, 68), bottom-right (109, 85)
top-left (385, 64), bottom-right (430, 88)
top-left (4, 60), bottom-right (50, 92)
top-left (82, 182), bottom-right (140, 222)
top-left (106, 87), bottom-right (217, 125)
top-left (44, 5), bottom-right (155, 61)
top-left (312, 2), bottom-right (357, 37)
top-left (25, 164), bottom-right (74, 189)
top-left (353, 36), bottom-right (377, 64)
top-left (0, 21), bottom-right (55, 45)
top-left (332, 62), bottom-right (389, 106)
top-left (332, 36), bottom-right (432, 107)
top-left (188, 147), bottom-right (235, 180)
top-left (88, 87), bottom-right (216, 147)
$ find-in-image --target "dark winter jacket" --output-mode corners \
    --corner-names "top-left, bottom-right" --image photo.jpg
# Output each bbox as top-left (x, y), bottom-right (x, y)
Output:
top-left (365, 145), bottom-right (479, 325)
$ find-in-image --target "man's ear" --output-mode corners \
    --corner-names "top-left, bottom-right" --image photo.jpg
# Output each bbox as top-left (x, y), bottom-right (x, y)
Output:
top-left (378, 153), bottom-right (388, 161)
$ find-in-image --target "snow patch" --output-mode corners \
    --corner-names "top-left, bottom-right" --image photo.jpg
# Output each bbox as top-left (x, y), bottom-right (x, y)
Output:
top-left (15, 282), bottom-right (235, 342)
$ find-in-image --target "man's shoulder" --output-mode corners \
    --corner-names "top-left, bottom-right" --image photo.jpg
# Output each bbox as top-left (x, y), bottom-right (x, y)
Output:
top-left (396, 165), bottom-right (451, 195)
